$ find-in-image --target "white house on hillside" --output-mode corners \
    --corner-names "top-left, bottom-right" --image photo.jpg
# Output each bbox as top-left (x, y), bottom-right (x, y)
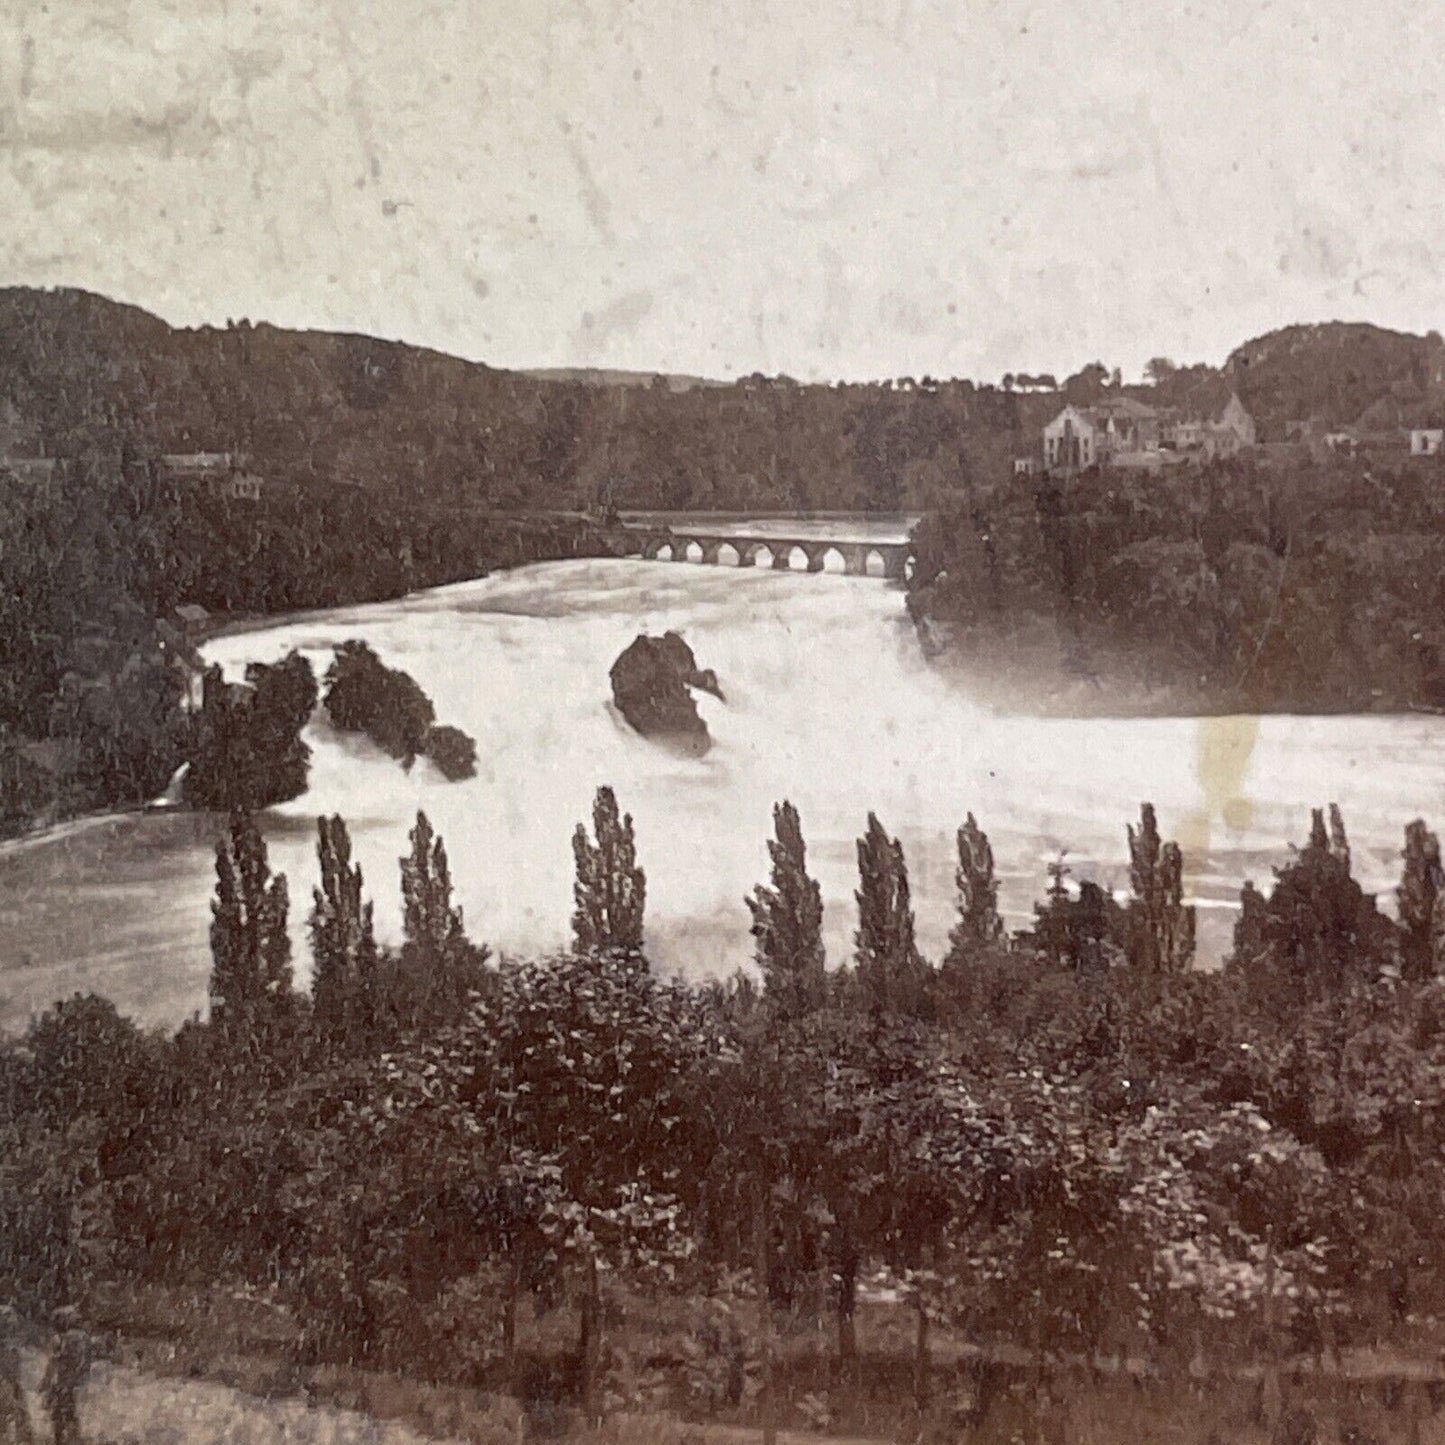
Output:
top-left (1041, 384), bottom-right (1255, 473)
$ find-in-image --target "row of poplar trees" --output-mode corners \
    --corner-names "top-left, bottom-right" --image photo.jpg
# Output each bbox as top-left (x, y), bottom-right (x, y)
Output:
top-left (204, 783), bottom-right (1199, 1061)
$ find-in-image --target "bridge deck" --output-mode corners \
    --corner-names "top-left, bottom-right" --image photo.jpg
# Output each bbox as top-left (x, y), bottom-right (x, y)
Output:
top-left (618, 528), bottom-right (914, 579)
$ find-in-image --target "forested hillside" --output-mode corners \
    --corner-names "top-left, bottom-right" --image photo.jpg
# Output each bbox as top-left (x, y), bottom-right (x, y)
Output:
top-left (5, 288), bottom-right (1443, 509)
top-left (5, 287), bottom-right (1445, 838)
top-left (1225, 321), bottom-right (1445, 433)
top-left (0, 287), bottom-right (1018, 513)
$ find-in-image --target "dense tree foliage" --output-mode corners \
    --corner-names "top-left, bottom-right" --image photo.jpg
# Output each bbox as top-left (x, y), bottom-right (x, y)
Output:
top-left (853, 813), bottom-right (929, 1019)
top-left (3, 794), bottom-right (1445, 1436)
top-left (309, 815), bottom-right (380, 1049)
top-left (322, 640), bottom-right (477, 779)
top-left (0, 442), bottom-right (187, 835)
top-left (908, 457), bottom-right (1445, 713)
top-left (184, 651), bottom-right (317, 809)
top-left (208, 809), bottom-right (295, 1058)
top-left (746, 800), bottom-right (826, 1022)
top-left (571, 786), bottom-right (647, 963)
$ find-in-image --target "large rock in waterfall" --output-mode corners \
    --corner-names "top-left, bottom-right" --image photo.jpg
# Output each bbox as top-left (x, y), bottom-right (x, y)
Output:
top-left (609, 632), bottom-right (725, 756)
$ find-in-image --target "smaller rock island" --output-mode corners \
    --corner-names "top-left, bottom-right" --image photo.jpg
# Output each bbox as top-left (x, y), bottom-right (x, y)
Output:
top-left (610, 631), bottom-right (725, 756)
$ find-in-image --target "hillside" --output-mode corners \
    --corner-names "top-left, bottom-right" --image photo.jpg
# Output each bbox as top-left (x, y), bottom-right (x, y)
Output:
top-left (0, 287), bottom-right (1021, 513)
top-left (5, 290), bottom-right (1444, 512)
top-left (1225, 320), bottom-right (1445, 436)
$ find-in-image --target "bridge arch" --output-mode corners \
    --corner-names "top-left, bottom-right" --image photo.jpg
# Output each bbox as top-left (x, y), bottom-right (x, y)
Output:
top-left (626, 527), bottom-right (914, 581)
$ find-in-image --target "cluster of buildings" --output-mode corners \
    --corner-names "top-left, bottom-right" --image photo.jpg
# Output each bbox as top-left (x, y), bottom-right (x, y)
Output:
top-left (1019, 381), bottom-right (1445, 480)
top-left (1022, 381), bottom-right (1258, 478)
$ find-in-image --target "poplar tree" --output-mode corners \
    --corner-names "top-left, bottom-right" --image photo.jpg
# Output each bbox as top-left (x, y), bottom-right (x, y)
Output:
top-left (309, 814), bottom-right (378, 1048)
top-left (399, 810), bottom-right (489, 1023)
top-left (1231, 879), bottom-right (1270, 970)
top-left (572, 786), bottom-right (646, 963)
top-left (209, 809), bottom-right (293, 1050)
top-left (1125, 803), bottom-right (1195, 973)
top-left (854, 813), bottom-right (927, 1017)
top-left (747, 800), bottom-right (826, 1021)
top-left (945, 812), bottom-right (1004, 967)
top-left (1398, 819), bottom-right (1444, 983)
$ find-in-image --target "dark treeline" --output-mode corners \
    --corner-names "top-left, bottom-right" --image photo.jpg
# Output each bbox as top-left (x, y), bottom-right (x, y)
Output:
top-left (7, 291), bottom-right (1444, 518)
top-left (0, 436), bottom-right (604, 837)
top-left (3, 789), bottom-right (1445, 1436)
top-left (907, 454), bottom-right (1445, 713)
top-left (0, 288), bottom-right (1022, 514)
top-left (0, 441), bottom-right (187, 834)
top-left (167, 484), bottom-right (614, 617)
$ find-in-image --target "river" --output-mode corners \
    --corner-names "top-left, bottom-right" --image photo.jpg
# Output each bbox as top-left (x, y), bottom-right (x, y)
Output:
top-left (2, 525), bottom-right (1443, 1031)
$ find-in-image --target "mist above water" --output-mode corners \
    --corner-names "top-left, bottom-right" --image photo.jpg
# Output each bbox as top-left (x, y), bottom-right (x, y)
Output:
top-left (3, 548), bottom-right (1442, 1029)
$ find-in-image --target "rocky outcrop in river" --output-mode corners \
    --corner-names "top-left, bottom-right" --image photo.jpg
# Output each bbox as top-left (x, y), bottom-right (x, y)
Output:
top-left (609, 632), bottom-right (724, 756)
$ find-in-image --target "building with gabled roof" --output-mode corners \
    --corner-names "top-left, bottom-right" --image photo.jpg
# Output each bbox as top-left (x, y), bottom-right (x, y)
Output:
top-left (1041, 384), bottom-right (1255, 473)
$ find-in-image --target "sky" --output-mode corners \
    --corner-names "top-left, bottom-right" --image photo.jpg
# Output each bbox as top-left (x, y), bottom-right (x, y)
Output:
top-left (2, 0), bottom-right (1443, 383)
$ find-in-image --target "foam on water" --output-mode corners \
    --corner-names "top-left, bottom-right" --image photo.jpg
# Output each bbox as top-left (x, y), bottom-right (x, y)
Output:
top-left (2, 551), bottom-right (1443, 1028)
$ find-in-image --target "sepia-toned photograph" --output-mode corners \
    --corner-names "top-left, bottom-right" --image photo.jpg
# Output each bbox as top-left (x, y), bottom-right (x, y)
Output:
top-left (2, 1), bottom-right (1444, 1440)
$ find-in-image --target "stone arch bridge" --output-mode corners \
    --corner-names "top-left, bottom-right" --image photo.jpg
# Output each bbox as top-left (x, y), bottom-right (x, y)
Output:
top-left (620, 529), bottom-right (914, 580)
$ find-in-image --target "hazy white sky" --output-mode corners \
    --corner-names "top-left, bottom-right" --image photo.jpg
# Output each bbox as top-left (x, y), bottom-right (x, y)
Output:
top-left (2, 0), bottom-right (1442, 382)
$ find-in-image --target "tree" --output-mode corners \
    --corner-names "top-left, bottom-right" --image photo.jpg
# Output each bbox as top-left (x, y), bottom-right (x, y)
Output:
top-left (1398, 819), bottom-right (1444, 982)
top-left (1232, 879), bottom-right (1270, 970)
top-left (1241, 807), bottom-right (1393, 993)
top-left (209, 809), bottom-right (294, 1051)
top-left (1031, 855), bottom-right (1125, 975)
top-left (309, 814), bottom-right (379, 1049)
top-left (185, 652), bottom-right (316, 810)
top-left (747, 801), bottom-right (826, 1023)
top-left (854, 814), bottom-right (928, 1017)
top-left (1125, 803), bottom-right (1196, 973)
top-left (395, 810), bottom-right (490, 1026)
top-left (572, 786), bottom-right (646, 962)
top-left (945, 812), bottom-right (1003, 967)
top-left (1063, 361), bottom-right (1111, 402)
top-left (1144, 357), bottom-right (1178, 385)
top-left (244, 650), bottom-right (317, 799)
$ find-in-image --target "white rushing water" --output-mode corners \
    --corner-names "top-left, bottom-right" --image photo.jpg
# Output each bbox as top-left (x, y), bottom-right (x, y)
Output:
top-left (2, 541), bottom-right (1443, 1029)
